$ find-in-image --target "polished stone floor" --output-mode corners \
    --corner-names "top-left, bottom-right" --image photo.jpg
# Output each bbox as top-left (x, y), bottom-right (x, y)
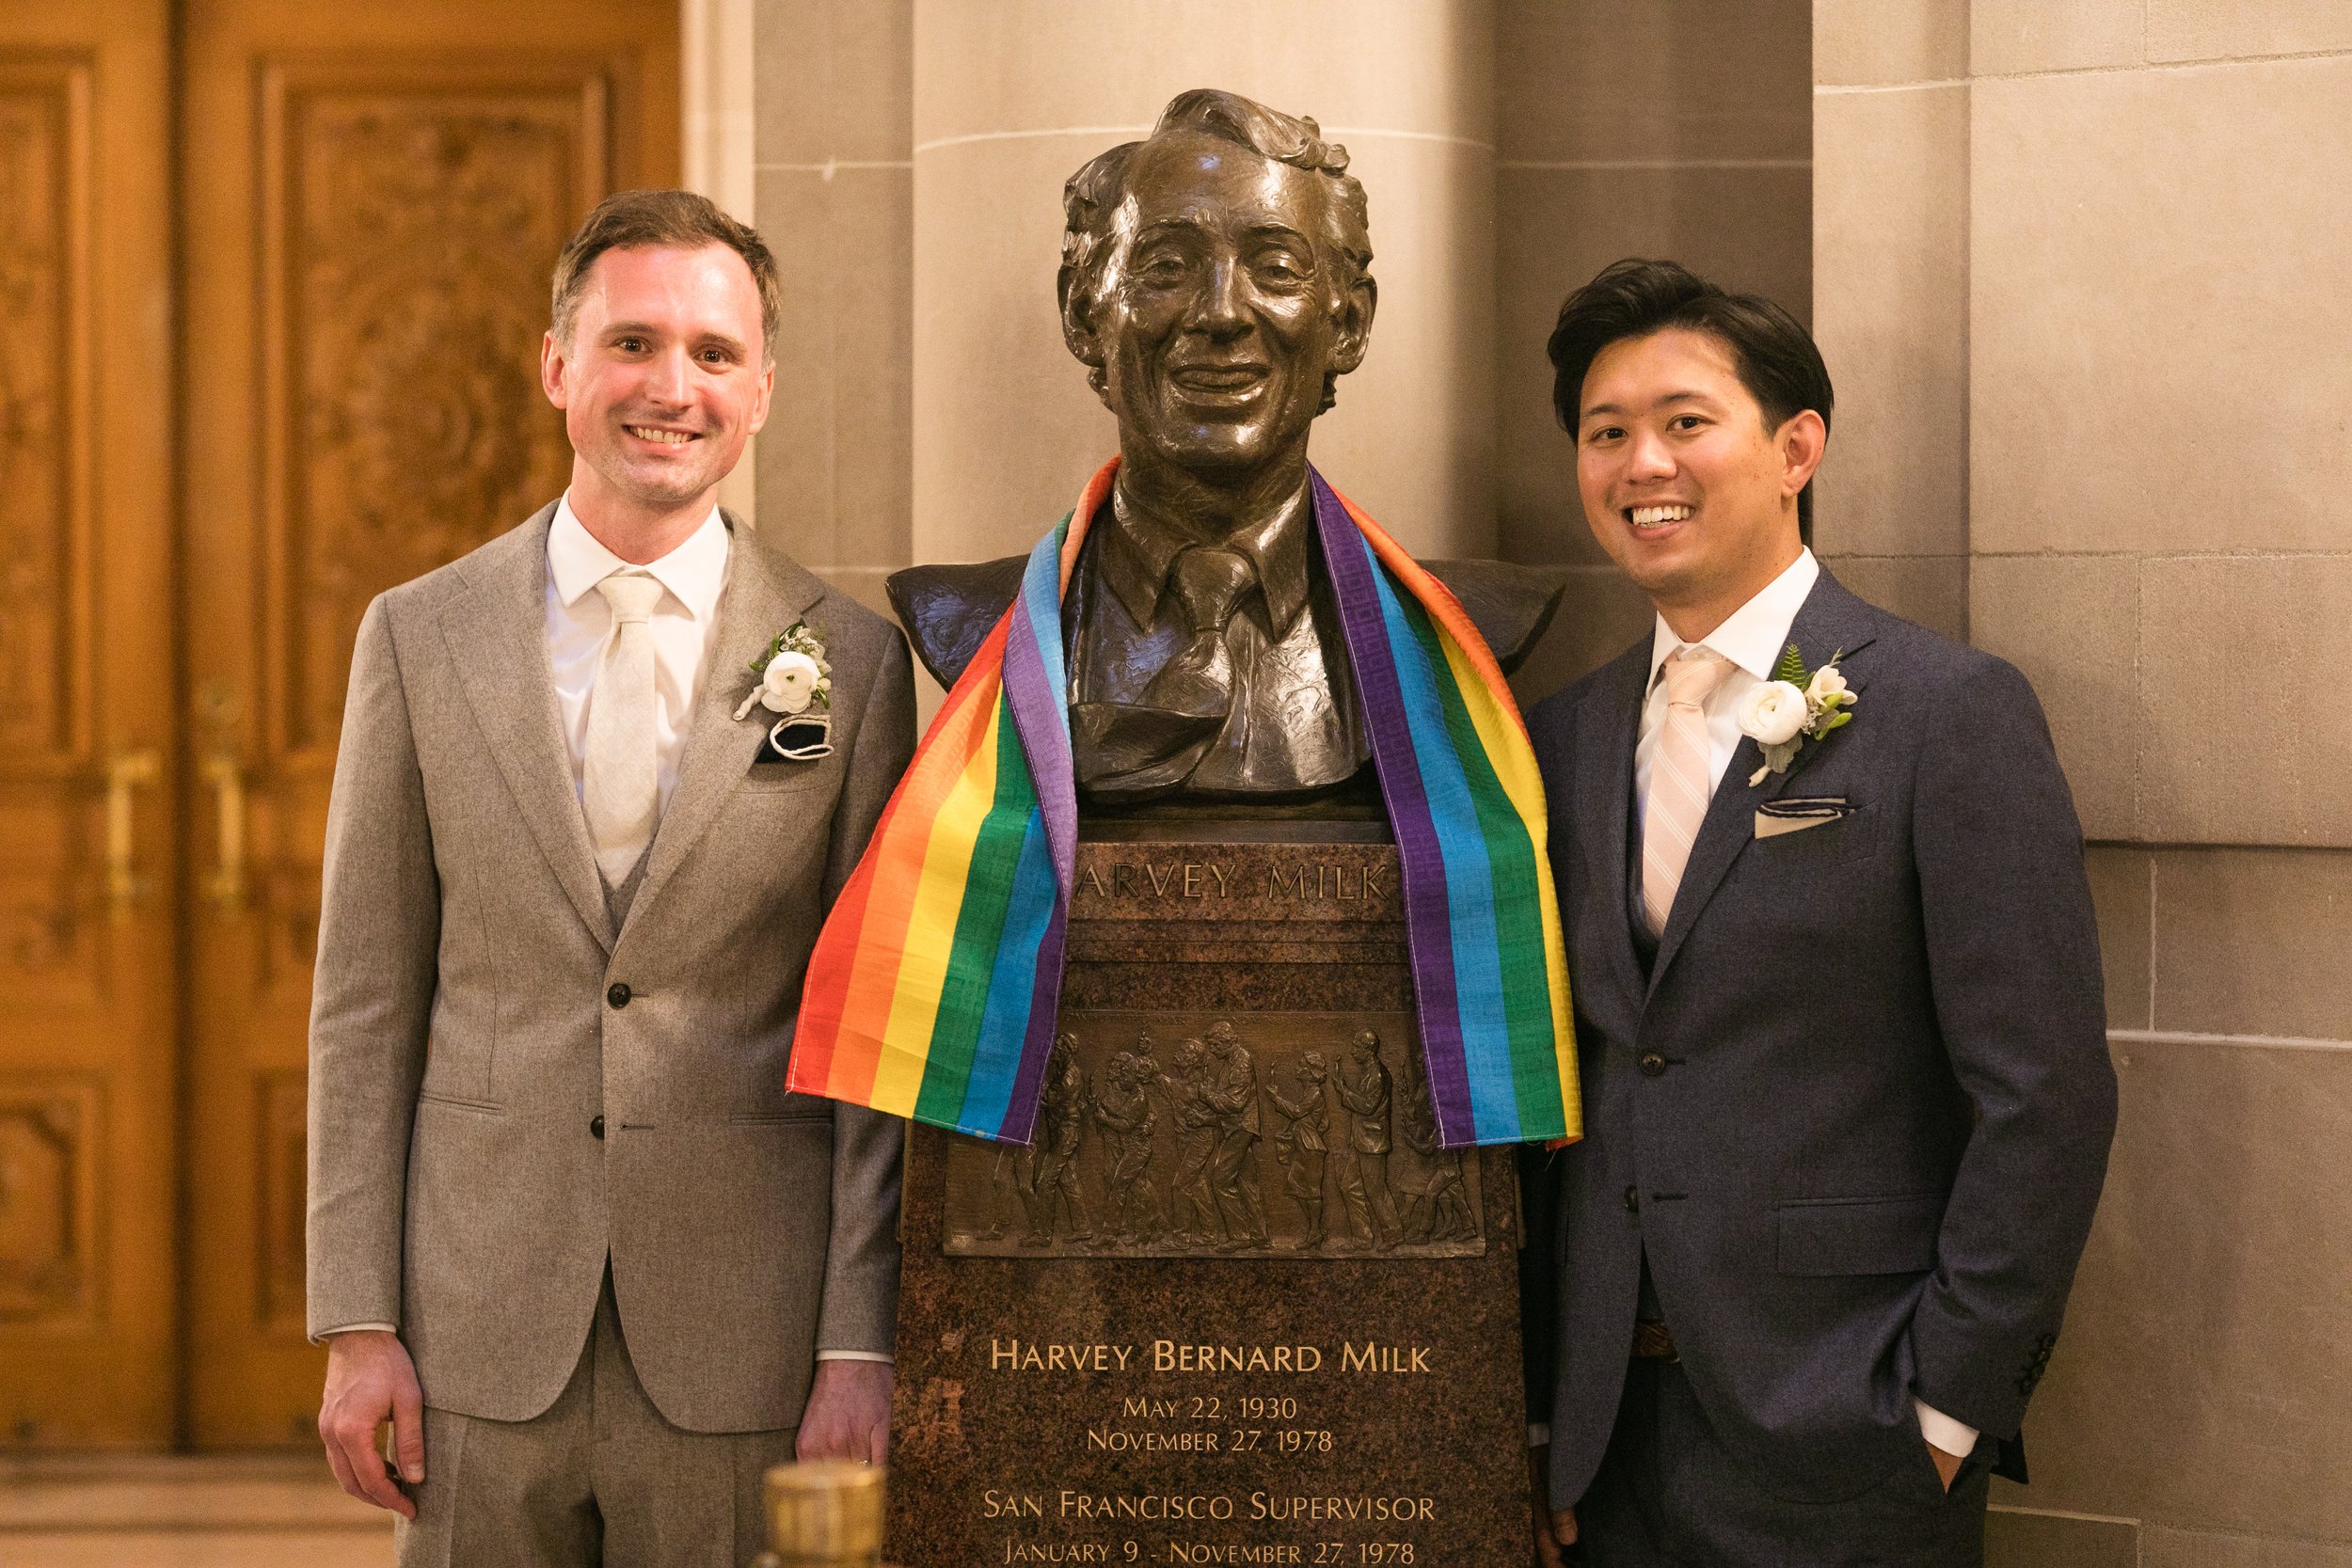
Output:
top-left (0, 1452), bottom-right (392, 1567)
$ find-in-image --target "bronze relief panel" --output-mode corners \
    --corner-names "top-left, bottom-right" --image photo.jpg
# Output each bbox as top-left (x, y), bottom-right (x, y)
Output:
top-left (942, 1009), bottom-right (1483, 1260)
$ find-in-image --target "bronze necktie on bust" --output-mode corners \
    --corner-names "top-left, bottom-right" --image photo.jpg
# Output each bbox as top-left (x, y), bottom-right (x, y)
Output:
top-left (1145, 545), bottom-right (1257, 717)
top-left (1073, 544), bottom-right (1259, 798)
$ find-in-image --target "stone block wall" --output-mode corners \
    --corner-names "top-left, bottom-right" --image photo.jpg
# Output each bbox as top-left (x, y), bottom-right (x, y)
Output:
top-left (752, 0), bottom-right (916, 621)
top-left (1814, 3), bottom-right (2352, 1561)
top-left (750, 0), bottom-right (1814, 713)
top-left (1495, 0), bottom-right (1815, 697)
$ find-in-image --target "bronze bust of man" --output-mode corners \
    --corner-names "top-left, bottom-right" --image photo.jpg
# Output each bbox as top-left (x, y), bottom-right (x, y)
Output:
top-left (891, 88), bottom-right (1560, 804)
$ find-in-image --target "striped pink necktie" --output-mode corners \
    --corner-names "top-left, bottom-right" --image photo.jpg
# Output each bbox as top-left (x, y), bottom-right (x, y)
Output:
top-left (1642, 647), bottom-right (1734, 936)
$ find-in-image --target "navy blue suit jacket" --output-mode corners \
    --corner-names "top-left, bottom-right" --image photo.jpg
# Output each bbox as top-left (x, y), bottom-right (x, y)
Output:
top-left (1525, 570), bottom-right (2117, 1506)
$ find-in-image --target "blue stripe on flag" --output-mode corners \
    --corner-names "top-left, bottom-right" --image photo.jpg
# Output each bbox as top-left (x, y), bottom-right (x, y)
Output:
top-left (1363, 560), bottom-right (1520, 1142)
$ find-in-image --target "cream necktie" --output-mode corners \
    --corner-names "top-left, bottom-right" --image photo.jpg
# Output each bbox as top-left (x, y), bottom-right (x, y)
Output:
top-left (582, 572), bottom-right (666, 885)
top-left (1641, 647), bottom-right (1734, 936)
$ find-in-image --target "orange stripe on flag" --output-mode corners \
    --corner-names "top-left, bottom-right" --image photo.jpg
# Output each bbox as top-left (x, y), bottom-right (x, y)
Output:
top-left (808, 618), bottom-right (1011, 1102)
top-left (1325, 481), bottom-right (1529, 740)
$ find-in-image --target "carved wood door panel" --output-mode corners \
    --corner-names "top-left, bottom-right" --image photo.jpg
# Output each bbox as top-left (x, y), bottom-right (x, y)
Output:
top-left (178, 0), bottom-right (675, 1444)
top-left (0, 0), bottom-right (181, 1448)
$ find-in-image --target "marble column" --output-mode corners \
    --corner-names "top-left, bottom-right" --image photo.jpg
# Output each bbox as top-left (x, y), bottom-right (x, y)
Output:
top-left (909, 0), bottom-right (1498, 566)
top-left (682, 0), bottom-right (760, 524)
top-left (751, 0), bottom-right (914, 614)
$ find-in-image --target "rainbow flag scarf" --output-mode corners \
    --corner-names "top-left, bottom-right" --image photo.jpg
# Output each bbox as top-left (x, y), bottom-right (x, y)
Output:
top-left (788, 458), bottom-right (1580, 1149)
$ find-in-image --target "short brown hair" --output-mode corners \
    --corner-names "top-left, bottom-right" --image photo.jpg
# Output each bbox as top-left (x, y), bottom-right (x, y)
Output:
top-left (549, 188), bottom-right (780, 364)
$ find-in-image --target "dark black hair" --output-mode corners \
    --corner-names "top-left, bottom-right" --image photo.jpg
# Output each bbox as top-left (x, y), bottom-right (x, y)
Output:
top-left (1547, 258), bottom-right (1832, 537)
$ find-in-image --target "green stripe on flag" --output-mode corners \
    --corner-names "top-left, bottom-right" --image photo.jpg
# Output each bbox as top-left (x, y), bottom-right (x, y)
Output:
top-left (913, 702), bottom-right (1041, 1125)
top-left (1403, 603), bottom-right (1565, 1139)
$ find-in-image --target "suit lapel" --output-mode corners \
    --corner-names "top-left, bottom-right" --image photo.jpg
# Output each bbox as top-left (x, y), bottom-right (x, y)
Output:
top-left (1579, 639), bottom-right (1651, 1001)
top-left (439, 503), bottom-right (615, 951)
top-left (1645, 570), bottom-right (1883, 999)
top-left (626, 516), bottom-right (826, 930)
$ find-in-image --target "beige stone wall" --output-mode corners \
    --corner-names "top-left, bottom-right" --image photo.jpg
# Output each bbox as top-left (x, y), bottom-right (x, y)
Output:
top-left (752, 0), bottom-right (915, 620)
top-left (755, 1), bottom-right (1813, 705)
top-left (683, 0), bottom-right (761, 526)
top-left (1496, 0), bottom-right (1816, 702)
top-left (1816, 4), bottom-right (2352, 1563)
top-left (908, 0), bottom-right (1501, 568)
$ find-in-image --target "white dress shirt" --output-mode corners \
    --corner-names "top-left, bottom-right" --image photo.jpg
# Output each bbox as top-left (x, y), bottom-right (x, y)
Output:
top-left (1615, 546), bottom-right (1976, 1463)
top-left (545, 496), bottom-right (731, 813)
top-left (1632, 548), bottom-right (1820, 821)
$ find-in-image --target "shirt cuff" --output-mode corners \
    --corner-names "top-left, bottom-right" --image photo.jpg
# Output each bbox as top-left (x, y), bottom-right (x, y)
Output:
top-left (816, 1349), bottom-right (894, 1364)
top-left (1527, 1422), bottom-right (1551, 1449)
top-left (316, 1323), bottom-right (399, 1340)
top-left (1914, 1397), bottom-right (1979, 1457)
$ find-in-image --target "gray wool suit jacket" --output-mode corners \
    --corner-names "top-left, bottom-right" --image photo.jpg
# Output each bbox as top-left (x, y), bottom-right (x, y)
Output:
top-left (1525, 569), bottom-right (2118, 1507)
top-left (305, 502), bottom-right (914, 1433)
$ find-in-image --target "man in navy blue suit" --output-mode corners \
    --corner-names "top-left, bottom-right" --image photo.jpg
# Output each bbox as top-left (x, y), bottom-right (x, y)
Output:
top-left (1523, 260), bottom-right (2116, 1566)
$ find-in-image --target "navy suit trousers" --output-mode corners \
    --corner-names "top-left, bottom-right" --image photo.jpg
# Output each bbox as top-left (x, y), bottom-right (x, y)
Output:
top-left (1578, 1358), bottom-right (1990, 1568)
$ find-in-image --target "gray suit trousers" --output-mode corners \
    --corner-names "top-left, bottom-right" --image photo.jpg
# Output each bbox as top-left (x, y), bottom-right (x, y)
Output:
top-left (395, 1275), bottom-right (795, 1568)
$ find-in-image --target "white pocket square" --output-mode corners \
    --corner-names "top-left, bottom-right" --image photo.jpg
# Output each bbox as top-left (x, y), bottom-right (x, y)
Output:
top-left (1755, 799), bottom-right (1851, 839)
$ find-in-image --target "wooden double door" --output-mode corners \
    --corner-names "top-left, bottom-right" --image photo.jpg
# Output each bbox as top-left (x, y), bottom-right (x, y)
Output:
top-left (0, 0), bottom-right (675, 1447)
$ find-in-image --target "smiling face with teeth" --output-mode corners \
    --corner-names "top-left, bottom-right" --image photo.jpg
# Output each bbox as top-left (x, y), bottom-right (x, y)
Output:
top-left (1574, 327), bottom-right (1826, 641)
top-left (540, 242), bottom-right (773, 556)
top-left (1065, 132), bottom-right (1375, 492)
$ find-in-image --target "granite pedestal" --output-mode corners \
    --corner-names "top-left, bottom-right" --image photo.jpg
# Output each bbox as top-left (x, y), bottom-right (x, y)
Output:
top-left (889, 819), bottom-right (1531, 1566)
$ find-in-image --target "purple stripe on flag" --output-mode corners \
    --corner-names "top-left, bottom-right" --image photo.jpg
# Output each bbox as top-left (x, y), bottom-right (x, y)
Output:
top-left (991, 519), bottom-right (1082, 1147)
top-left (1005, 613), bottom-right (1074, 884)
top-left (1309, 473), bottom-right (1476, 1136)
top-left (1006, 522), bottom-right (1078, 886)
top-left (996, 904), bottom-right (1068, 1147)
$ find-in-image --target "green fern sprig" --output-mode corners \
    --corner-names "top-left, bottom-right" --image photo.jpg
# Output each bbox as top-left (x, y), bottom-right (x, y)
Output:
top-left (1772, 642), bottom-right (1810, 687)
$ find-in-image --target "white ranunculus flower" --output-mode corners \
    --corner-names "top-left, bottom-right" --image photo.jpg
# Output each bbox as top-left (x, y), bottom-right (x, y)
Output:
top-left (1805, 663), bottom-right (1849, 705)
top-left (1737, 680), bottom-right (1810, 746)
top-left (759, 649), bottom-right (822, 715)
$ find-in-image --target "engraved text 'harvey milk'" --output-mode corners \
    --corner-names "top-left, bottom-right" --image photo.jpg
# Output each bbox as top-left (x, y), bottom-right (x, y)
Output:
top-left (1077, 862), bottom-right (1393, 902)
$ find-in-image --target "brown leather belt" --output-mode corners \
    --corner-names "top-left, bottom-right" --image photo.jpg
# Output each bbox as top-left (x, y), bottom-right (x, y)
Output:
top-left (1630, 1319), bottom-right (1679, 1362)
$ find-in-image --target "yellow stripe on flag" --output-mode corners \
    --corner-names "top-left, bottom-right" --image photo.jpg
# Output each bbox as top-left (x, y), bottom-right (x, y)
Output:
top-left (821, 659), bottom-right (1001, 1104)
top-left (1431, 633), bottom-right (1580, 1128)
top-left (869, 702), bottom-right (1005, 1113)
top-left (1340, 475), bottom-right (1581, 1139)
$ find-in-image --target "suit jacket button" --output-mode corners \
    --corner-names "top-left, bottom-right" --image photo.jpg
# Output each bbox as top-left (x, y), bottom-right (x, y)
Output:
top-left (1639, 1052), bottom-right (1667, 1077)
top-left (1623, 1186), bottom-right (1640, 1213)
top-left (607, 982), bottom-right (632, 1008)
top-left (590, 1115), bottom-right (606, 1140)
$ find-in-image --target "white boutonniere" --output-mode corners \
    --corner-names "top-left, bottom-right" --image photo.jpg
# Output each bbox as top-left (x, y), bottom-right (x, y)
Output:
top-left (1740, 643), bottom-right (1855, 786)
top-left (734, 620), bottom-right (836, 760)
top-left (733, 620), bottom-right (833, 721)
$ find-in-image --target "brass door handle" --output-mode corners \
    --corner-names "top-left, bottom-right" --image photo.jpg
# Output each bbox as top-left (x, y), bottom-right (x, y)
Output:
top-left (105, 749), bottom-right (162, 909)
top-left (204, 752), bottom-right (246, 908)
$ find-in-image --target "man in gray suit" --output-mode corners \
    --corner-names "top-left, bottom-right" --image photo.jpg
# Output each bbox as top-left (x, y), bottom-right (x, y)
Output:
top-left (1524, 260), bottom-right (2116, 1565)
top-left (307, 190), bottom-right (913, 1566)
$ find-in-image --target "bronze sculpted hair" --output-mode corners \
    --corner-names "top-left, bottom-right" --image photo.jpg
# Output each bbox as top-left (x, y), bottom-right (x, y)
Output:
top-left (1548, 258), bottom-right (1835, 536)
top-left (1057, 88), bottom-right (1375, 410)
top-left (550, 188), bottom-right (782, 365)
